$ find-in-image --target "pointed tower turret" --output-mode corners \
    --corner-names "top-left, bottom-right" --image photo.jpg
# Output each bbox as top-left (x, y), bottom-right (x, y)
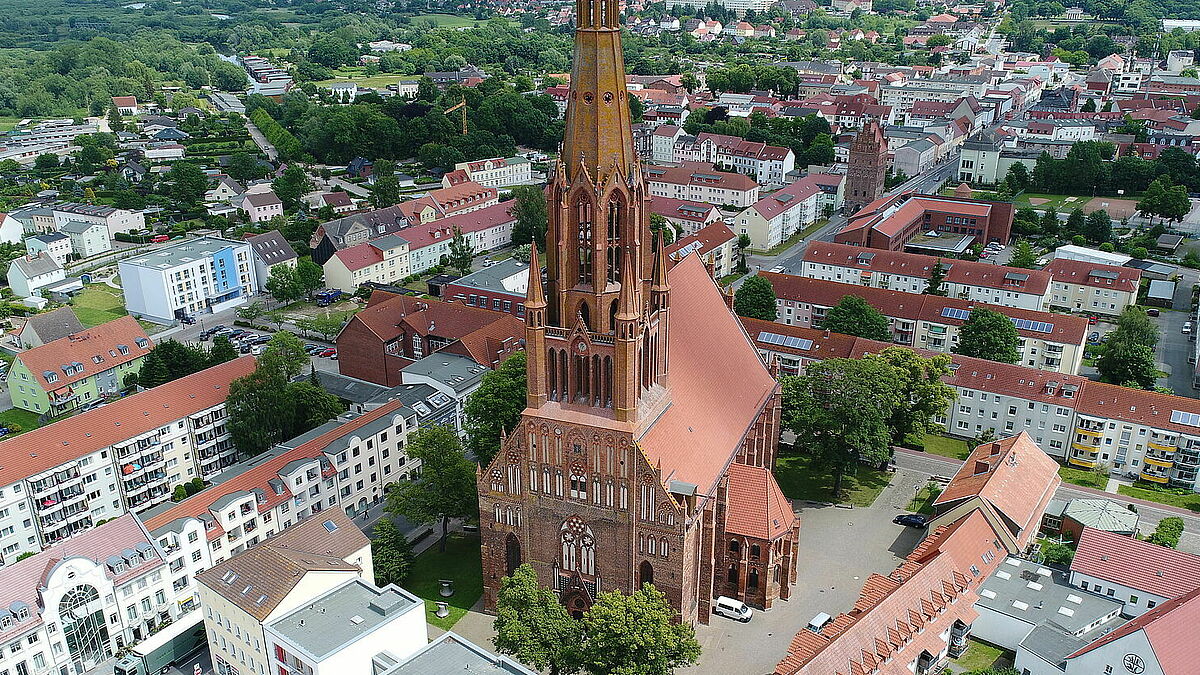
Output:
top-left (613, 250), bottom-right (642, 422)
top-left (525, 241), bottom-right (548, 409)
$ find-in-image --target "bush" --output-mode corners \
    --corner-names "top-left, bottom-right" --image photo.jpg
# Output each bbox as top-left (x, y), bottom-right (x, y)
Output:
top-left (1148, 516), bottom-right (1184, 549)
top-left (1042, 541), bottom-right (1075, 566)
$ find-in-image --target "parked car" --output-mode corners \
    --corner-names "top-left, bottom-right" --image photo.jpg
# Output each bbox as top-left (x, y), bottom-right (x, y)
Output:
top-left (151, 234), bottom-right (170, 243)
top-left (1146, 308), bottom-right (1160, 317)
top-left (1185, 322), bottom-right (1193, 335)
top-left (318, 348), bottom-right (337, 358)
top-left (1088, 316), bottom-right (1098, 325)
top-left (178, 315), bottom-right (195, 325)
top-left (712, 596), bottom-right (753, 623)
top-left (893, 514), bottom-right (928, 528)
top-left (251, 345), bottom-right (268, 355)
top-left (305, 344), bottom-right (324, 354)
top-left (1088, 331), bottom-right (1100, 344)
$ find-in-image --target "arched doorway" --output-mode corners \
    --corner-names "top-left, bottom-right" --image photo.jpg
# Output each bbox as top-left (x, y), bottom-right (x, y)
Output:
top-left (561, 589), bottom-right (589, 620)
top-left (639, 560), bottom-right (654, 587)
top-left (60, 584), bottom-right (111, 673)
top-left (505, 533), bottom-right (522, 577)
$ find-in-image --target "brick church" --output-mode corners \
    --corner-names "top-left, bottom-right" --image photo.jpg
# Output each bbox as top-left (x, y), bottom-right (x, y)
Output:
top-left (477, 0), bottom-right (800, 624)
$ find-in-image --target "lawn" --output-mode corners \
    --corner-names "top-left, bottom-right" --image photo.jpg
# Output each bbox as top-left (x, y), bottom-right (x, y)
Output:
top-left (918, 434), bottom-right (970, 460)
top-left (71, 284), bottom-right (126, 327)
top-left (1058, 466), bottom-right (1109, 490)
top-left (0, 117), bottom-right (21, 132)
top-left (405, 533), bottom-right (483, 630)
top-left (774, 451), bottom-right (892, 507)
top-left (750, 218), bottom-right (828, 256)
top-left (0, 408), bottom-right (44, 437)
top-left (409, 12), bottom-right (492, 26)
top-left (1118, 484), bottom-right (1200, 512)
top-left (907, 484), bottom-right (941, 514)
top-left (314, 72), bottom-right (421, 89)
top-left (952, 638), bottom-right (1012, 672)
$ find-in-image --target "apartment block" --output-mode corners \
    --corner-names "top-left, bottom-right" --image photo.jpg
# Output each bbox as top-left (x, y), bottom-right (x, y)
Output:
top-left (141, 398), bottom-right (421, 567)
top-left (664, 221), bottom-right (739, 279)
top-left (7, 316), bottom-right (153, 415)
top-left (0, 358), bottom-right (253, 562)
top-left (834, 192), bottom-right (1014, 253)
top-left (324, 234), bottom-right (411, 291)
top-left (802, 242), bottom-right (1048, 311)
top-left (120, 237), bottom-right (259, 324)
top-left (444, 156), bottom-right (533, 188)
top-left (674, 132), bottom-right (795, 184)
top-left (1042, 258), bottom-right (1141, 317)
top-left (52, 202), bottom-right (145, 238)
top-left (733, 175), bottom-right (827, 250)
top-left (762, 273), bottom-right (1086, 374)
top-left (645, 161), bottom-right (761, 207)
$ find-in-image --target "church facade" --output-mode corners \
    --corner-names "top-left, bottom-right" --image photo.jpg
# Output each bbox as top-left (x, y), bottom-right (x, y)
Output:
top-left (477, 0), bottom-right (799, 625)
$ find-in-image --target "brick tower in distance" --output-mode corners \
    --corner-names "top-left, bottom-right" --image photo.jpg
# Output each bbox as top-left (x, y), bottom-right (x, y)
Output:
top-left (476, 0), bottom-right (799, 625)
top-left (845, 119), bottom-right (888, 215)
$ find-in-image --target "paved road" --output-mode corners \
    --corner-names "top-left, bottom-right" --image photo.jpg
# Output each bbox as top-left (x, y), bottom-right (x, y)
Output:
top-left (328, 177), bottom-right (371, 197)
top-left (245, 120), bottom-right (278, 161)
top-left (893, 447), bottom-right (1200, 553)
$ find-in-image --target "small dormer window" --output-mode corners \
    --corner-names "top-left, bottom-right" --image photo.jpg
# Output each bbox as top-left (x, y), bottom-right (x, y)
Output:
top-left (44, 372), bottom-right (57, 383)
top-left (117, 345), bottom-right (129, 355)
top-left (135, 337), bottom-right (149, 348)
top-left (15, 608), bottom-right (28, 621)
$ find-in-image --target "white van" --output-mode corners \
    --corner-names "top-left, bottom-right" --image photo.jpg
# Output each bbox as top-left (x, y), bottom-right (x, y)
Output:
top-left (807, 612), bottom-right (833, 632)
top-left (713, 596), bottom-right (753, 622)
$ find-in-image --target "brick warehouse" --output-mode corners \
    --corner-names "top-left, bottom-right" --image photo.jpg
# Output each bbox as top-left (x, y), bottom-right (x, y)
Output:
top-left (477, 0), bottom-right (799, 625)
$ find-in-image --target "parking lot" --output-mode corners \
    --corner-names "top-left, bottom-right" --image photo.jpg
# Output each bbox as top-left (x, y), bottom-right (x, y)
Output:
top-left (159, 304), bottom-right (342, 374)
top-left (683, 469), bottom-right (932, 675)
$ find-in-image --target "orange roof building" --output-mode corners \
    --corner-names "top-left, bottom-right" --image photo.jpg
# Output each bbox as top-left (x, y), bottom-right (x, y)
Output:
top-left (836, 191), bottom-right (1014, 252)
top-left (477, 0), bottom-right (798, 625)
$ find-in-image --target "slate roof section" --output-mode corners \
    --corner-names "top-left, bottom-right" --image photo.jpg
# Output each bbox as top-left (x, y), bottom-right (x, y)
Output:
top-left (246, 230), bottom-right (298, 266)
top-left (380, 632), bottom-right (535, 674)
top-left (1070, 527), bottom-right (1200, 600)
top-left (725, 463), bottom-right (796, 541)
top-left (0, 357), bottom-right (254, 488)
top-left (20, 307), bottom-right (85, 345)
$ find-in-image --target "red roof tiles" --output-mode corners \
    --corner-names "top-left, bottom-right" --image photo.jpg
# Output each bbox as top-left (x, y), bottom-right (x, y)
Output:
top-left (1067, 585), bottom-right (1200, 671)
top-left (1042, 257), bottom-right (1141, 293)
top-left (725, 463), bottom-right (796, 540)
top-left (1071, 527), bottom-right (1200, 600)
top-left (16, 315), bottom-right (153, 393)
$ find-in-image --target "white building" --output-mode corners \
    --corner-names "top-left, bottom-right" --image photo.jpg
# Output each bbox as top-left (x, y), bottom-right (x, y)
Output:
top-left (7, 252), bottom-right (66, 299)
top-left (447, 156), bottom-right (533, 188)
top-left (240, 190), bottom-right (284, 224)
top-left (25, 232), bottom-right (73, 266)
top-left (1043, 258), bottom-right (1141, 317)
top-left (1068, 527), bottom-right (1200, 619)
top-left (324, 234), bottom-right (411, 292)
top-left (61, 220), bottom-right (111, 258)
top-left (734, 175), bottom-right (825, 250)
top-left (645, 161), bottom-right (761, 208)
top-left (0, 514), bottom-right (203, 675)
top-left (52, 203), bottom-right (145, 238)
top-left (674, 132), bottom-right (795, 185)
top-left (120, 237), bottom-right (259, 323)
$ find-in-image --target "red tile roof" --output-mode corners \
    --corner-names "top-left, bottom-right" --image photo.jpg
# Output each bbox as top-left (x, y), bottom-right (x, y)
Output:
top-left (932, 432), bottom-right (1061, 547)
top-left (665, 221), bottom-right (737, 262)
top-left (1073, 380), bottom-right (1200, 433)
top-left (644, 161), bottom-right (759, 192)
top-left (804, 241), bottom-right (1051, 296)
top-left (0, 357), bottom-right (255, 488)
top-left (16, 315), bottom-right (153, 393)
top-left (401, 201), bottom-right (515, 252)
top-left (1071, 527), bottom-right (1200, 600)
top-left (111, 96), bottom-right (137, 107)
top-left (1042, 257), bottom-right (1141, 293)
top-left (649, 196), bottom-right (719, 225)
top-left (639, 255), bottom-right (777, 492)
top-left (333, 240), bottom-right (386, 271)
top-left (747, 176), bottom-right (824, 220)
top-left (1067, 585), bottom-right (1200, 672)
top-left (725, 463), bottom-right (796, 540)
top-left (143, 400), bottom-right (406, 534)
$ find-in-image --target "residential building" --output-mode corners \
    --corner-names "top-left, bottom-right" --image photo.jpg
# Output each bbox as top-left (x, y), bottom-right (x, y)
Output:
top-left (245, 229), bottom-right (298, 284)
top-left (25, 233), bottom-right (72, 266)
top-left (396, 181), bottom-right (497, 225)
top-left (61, 219), bottom-right (111, 258)
top-left (734, 175), bottom-right (826, 250)
top-left (661, 0), bottom-right (775, 18)
top-left (762, 272), bottom-right (1086, 374)
top-left (445, 156), bottom-right (533, 188)
top-left (1068, 527), bottom-right (1200, 618)
top-left (142, 397), bottom-right (424, 563)
top-left (836, 192), bottom-right (1015, 252)
top-left (195, 512), bottom-right (371, 675)
top-left (478, 3), bottom-right (799, 625)
top-left (674, 132), bottom-right (795, 184)
top-left (401, 200), bottom-right (516, 274)
top-left (0, 514), bottom-right (202, 675)
top-left (8, 316), bottom-right (152, 415)
top-left (323, 234), bottom-right (411, 291)
top-left (11, 307), bottom-right (84, 349)
top-left (240, 190), bottom-right (284, 224)
top-left (377, 632), bottom-right (536, 674)
top-left (112, 96), bottom-right (139, 115)
top-left (664, 221), bottom-right (739, 278)
top-left (844, 120), bottom-right (888, 214)
top-left (957, 130), bottom-right (1040, 186)
top-left (120, 237), bottom-right (259, 323)
top-left (336, 291), bottom-right (524, 387)
top-left (7, 205), bottom-right (56, 235)
top-left (443, 259), bottom-right (529, 318)
top-left (319, 191), bottom-right (355, 215)
top-left (645, 161), bottom-right (761, 208)
top-left (52, 202), bottom-right (145, 238)
top-left (800, 242), bottom-right (1048, 310)
top-left (1043, 258), bottom-right (1141, 317)
top-left (1040, 497), bottom-right (1139, 540)
top-left (309, 205), bottom-right (411, 266)
top-left (648, 196), bottom-right (721, 236)
top-left (0, 358), bottom-right (253, 560)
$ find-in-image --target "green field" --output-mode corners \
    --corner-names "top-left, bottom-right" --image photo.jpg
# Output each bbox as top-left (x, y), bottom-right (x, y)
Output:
top-left (0, 117), bottom-right (21, 132)
top-left (314, 70), bottom-right (422, 89)
top-left (404, 533), bottom-right (483, 630)
top-left (1118, 484), bottom-right (1200, 512)
top-left (410, 13), bottom-right (492, 27)
top-left (918, 434), bottom-right (971, 460)
top-left (951, 638), bottom-right (1012, 672)
top-left (71, 284), bottom-right (126, 327)
top-left (0, 408), bottom-right (45, 437)
top-left (1058, 466), bottom-right (1109, 490)
top-left (774, 450), bottom-right (892, 507)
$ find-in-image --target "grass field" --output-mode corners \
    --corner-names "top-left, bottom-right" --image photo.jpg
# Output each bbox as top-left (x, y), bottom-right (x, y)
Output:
top-left (1118, 484), bottom-right (1200, 512)
top-left (404, 533), bottom-right (483, 630)
top-left (0, 117), bottom-right (21, 132)
top-left (1058, 466), bottom-right (1109, 490)
top-left (314, 70), bottom-right (421, 89)
top-left (919, 434), bottom-right (971, 460)
top-left (951, 638), bottom-right (1012, 672)
top-left (71, 284), bottom-right (126, 327)
top-left (907, 484), bottom-right (940, 514)
top-left (0, 408), bottom-right (44, 437)
top-left (774, 450), bottom-right (892, 507)
top-left (409, 13), bottom-right (492, 26)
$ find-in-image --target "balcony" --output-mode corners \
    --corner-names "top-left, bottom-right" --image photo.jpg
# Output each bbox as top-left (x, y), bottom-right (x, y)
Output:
top-left (1068, 456), bottom-right (1097, 469)
top-left (1076, 418), bottom-right (1106, 433)
top-left (1140, 470), bottom-right (1170, 484)
top-left (1148, 440), bottom-right (1177, 453)
top-left (1144, 455), bottom-right (1175, 469)
top-left (1071, 441), bottom-right (1100, 452)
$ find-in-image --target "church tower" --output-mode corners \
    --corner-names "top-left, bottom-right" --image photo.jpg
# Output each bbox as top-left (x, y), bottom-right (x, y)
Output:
top-left (844, 119), bottom-right (887, 215)
top-left (528, 0), bottom-right (669, 424)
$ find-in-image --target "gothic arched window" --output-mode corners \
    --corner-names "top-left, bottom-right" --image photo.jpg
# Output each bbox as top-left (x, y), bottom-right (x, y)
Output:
top-left (560, 517), bottom-right (596, 576)
top-left (606, 197), bottom-right (623, 284)
top-left (577, 198), bottom-right (593, 284)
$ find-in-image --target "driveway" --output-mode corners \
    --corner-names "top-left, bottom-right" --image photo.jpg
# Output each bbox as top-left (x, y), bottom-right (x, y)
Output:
top-left (683, 469), bottom-right (930, 675)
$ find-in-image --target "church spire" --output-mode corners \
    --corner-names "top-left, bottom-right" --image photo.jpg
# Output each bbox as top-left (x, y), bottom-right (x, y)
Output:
top-left (525, 240), bottom-right (546, 310)
top-left (524, 240), bottom-right (548, 410)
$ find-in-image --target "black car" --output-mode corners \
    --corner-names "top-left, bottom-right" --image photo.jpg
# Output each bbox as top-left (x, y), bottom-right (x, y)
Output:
top-left (893, 514), bottom-right (928, 528)
top-left (179, 315), bottom-right (196, 325)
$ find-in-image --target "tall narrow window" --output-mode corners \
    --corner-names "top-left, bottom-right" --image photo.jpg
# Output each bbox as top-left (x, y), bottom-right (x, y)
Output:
top-left (606, 198), bottom-right (622, 283)
top-left (578, 198), bottom-right (593, 284)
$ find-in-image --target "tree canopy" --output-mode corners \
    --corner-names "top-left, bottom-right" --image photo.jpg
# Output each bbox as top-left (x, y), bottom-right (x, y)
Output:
top-left (953, 308), bottom-right (1021, 364)
top-left (463, 352), bottom-right (527, 468)
top-left (386, 425), bottom-right (478, 552)
top-left (734, 275), bottom-right (777, 321)
top-left (821, 295), bottom-right (891, 341)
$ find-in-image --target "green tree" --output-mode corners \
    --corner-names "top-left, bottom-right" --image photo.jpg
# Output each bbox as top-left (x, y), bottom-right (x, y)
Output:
top-left (821, 295), bottom-right (892, 341)
top-left (172, 485), bottom-right (188, 502)
top-left (782, 357), bottom-right (903, 497)
top-left (1108, 306), bottom-right (1160, 349)
top-left (1084, 209), bottom-right (1112, 244)
top-left (369, 159), bottom-right (401, 209)
top-left (210, 336), bottom-right (239, 364)
top-left (227, 152), bottom-right (267, 182)
top-left (33, 153), bottom-right (59, 171)
top-left (464, 352), bottom-right (526, 468)
top-left (866, 348), bottom-right (954, 445)
top-left (953, 308), bottom-right (1021, 363)
top-left (1097, 340), bottom-right (1159, 389)
top-left (371, 518), bottom-right (414, 586)
top-left (1009, 240), bottom-right (1037, 268)
top-left (272, 165), bottom-right (312, 211)
top-left (165, 161), bottom-right (208, 208)
top-left (923, 260), bottom-right (948, 296)
top-left (137, 352), bottom-right (171, 388)
top-left (1147, 517), bottom-right (1184, 549)
top-left (1003, 162), bottom-right (1030, 192)
top-left (733, 275), bottom-right (777, 321)
top-left (386, 425), bottom-right (478, 552)
top-left (266, 265), bottom-right (303, 304)
top-left (1137, 176), bottom-right (1168, 223)
top-left (296, 314), bottom-right (344, 341)
top-left (1065, 208), bottom-right (1086, 236)
top-left (237, 300), bottom-right (267, 326)
top-left (295, 259), bottom-right (325, 299)
top-left (447, 226), bottom-right (474, 276)
top-left (1041, 541), bottom-right (1074, 566)
top-left (494, 564), bottom-right (583, 675)
top-left (578, 584), bottom-right (701, 675)
top-left (1040, 207), bottom-right (1060, 236)
top-left (1162, 184), bottom-right (1192, 224)
top-left (509, 185), bottom-right (548, 247)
